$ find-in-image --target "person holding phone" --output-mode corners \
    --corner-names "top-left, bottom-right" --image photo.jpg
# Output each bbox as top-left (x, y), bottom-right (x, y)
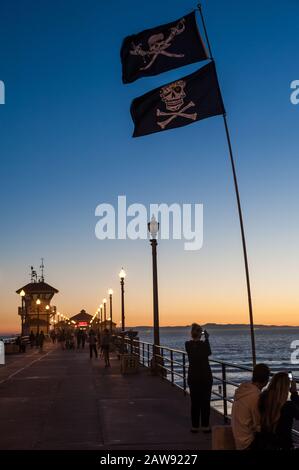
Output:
top-left (253, 372), bottom-right (299, 449)
top-left (185, 323), bottom-right (212, 433)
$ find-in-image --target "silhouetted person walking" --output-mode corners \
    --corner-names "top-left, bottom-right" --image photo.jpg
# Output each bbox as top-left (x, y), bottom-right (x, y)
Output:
top-left (81, 330), bottom-right (86, 349)
top-left (50, 330), bottom-right (56, 344)
top-left (58, 329), bottom-right (66, 350)
top-left (76, 329), bottom-right (82, 349)
top-left (39, 330), bottom-right (45, 352)
top-left (89, 329), bottom-right (98, 359)
top-left (15, 336), bottom-right (24, 353)
top-left (101, 328), bottom-right (110, 368)
top-left (185, 323), bottom-right (212, 433)
top-left (29, 331), bottom-right (35, 348)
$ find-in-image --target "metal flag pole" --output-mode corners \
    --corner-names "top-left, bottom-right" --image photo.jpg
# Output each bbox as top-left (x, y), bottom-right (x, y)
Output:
top-left (197, 3), bottom-right (256, 365)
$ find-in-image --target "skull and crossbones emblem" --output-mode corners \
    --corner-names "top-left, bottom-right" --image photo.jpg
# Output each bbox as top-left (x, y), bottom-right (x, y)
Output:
top-left (157, 80), bottom-right (197, 129)
top-left (130, 19), bottom-right (186, 71)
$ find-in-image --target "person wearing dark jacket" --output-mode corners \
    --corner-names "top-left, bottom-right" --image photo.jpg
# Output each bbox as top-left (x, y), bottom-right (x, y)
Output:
top-left (89, 329), bottom-right (98, 359)
top-left (185, 323), bottom-right (213, 433)
top-left (81, 330), bottom-right (86, 349)
top-left (38, 330), bottom-right (45, 352)
top-left (101, 329), bottom-right (111, 368)
top-left (29, 331), bottom-right (35, 348)
top-left (253, 372), bottom-right (299, 450)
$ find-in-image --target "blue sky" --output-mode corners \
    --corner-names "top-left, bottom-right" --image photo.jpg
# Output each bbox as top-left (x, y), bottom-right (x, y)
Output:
top-left (0, 0), bottom-right (299, 330)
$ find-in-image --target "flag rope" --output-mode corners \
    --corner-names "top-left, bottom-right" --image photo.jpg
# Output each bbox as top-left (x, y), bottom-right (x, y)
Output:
top-left (197, 3), bottom-right (257, 366)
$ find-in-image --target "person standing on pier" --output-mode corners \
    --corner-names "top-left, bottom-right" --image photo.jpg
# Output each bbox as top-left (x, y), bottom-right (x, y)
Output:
top-left (58, 329), bottom-right (66, 350)
top-left (101, 328), bottom-right (111, 368)
top-left (50, 330), bottom-right (56, 344)
top-left (76, 329), bottom-right (82, 349)
top-left (29, 330), bottom-right (35, 348)
top-left (81, 330), bottom-right (86, 349)
top-left (185, 323), bottom-right (213, 433)
top-left (39, 330), bottom-right (45, 353)
top-left (89, 329), bottom-right (98, 359)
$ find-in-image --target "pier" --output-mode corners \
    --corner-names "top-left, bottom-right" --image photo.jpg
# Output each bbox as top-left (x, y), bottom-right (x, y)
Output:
top-left (0, 343), bottom-right (222, 450)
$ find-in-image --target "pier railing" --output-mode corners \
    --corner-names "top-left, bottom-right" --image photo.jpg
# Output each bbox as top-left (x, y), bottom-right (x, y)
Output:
top-left (117, 336), bottom-right (299, 442)
top-left (0, 336), bottom-right (30, 345)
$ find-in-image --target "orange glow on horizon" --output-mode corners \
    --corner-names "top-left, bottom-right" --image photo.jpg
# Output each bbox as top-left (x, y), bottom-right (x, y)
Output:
top-left (2, 296), bottom-right (299, 335)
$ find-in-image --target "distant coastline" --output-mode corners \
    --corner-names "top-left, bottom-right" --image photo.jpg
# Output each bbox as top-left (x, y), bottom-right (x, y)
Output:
top-left (1, 323), bottom-right (299, 337)
top-left (133, 323), bottom-right (299, 329)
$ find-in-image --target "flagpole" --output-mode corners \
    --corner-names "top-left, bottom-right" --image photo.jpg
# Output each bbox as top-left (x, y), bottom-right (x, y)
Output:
top-left (197, 3), bottom-right (256, 366)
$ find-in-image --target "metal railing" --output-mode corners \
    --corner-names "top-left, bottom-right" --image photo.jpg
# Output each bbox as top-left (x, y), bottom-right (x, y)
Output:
top-left (0, 336), bottom-right (30, 345)
top-left (118, 336), bottom-right (299, 441)
top-left (0, 337), bottom-right (18, 345)
top-left (1, 336), bottom-right (31, 356)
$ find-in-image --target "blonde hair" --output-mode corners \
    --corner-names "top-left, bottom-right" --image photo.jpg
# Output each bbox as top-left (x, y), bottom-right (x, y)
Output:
top-left (259, 372), bottom-right (290, 432)
top-left (191, 323), bottom-right (202, 339)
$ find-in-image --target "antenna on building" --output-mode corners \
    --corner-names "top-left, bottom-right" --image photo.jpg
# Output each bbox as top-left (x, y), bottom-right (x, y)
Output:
top-left (31, 266), bottom-right (37, 283)
top-left (39, 258), bottom-right (45, 282)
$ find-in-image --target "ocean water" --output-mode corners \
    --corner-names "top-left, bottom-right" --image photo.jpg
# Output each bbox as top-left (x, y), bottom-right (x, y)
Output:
top-left (137, 326), bottom-right (299, 378)
top-left (137, 326), bottom-right (299, 417)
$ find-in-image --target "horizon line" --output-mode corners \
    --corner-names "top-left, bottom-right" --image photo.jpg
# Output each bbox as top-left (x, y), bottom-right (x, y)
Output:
top-left (1, 322), bottom-right (299, 336)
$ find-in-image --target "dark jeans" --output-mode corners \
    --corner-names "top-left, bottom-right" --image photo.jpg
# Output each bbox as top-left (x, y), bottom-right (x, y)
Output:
top-left (189, 381), bottom-right (212, 428)
top-left (89, 344), bottom-right (98, 359)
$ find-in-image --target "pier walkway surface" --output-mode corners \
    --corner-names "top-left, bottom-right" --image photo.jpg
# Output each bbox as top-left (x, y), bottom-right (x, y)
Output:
top-left (0, 343), bottom-right (223, 450)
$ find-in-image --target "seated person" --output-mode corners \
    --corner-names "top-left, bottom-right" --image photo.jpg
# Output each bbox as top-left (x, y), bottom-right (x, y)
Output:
top-left (231, 363), bottom-right (270, 450)
top-left (253, 372), bottom-right (299, 450)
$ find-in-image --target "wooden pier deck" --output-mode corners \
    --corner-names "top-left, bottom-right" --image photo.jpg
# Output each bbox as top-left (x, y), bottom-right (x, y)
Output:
top-left (0, 343), bottom-right (223, 450)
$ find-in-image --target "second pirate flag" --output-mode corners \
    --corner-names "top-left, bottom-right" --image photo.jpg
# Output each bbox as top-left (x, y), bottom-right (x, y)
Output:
top-left (131, 62), bottom-right (225, 137)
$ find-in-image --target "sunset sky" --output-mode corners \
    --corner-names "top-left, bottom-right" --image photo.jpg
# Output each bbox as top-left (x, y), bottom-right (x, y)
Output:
top-left (1, 0), bottom-right (299, 334)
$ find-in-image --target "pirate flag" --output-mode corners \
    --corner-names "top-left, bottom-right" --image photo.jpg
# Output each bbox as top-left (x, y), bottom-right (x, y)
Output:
top-left (131, 61), bottom-right (225, 137)
top-left (121, 12), bottom-right (208, 84)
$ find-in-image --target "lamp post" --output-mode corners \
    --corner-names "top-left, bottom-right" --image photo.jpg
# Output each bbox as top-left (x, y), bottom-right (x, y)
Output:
top-left (46, 305), bottom-right (50, 333)
top-left (103, 298), bottom-right (107, 325)
top-left (119, 268), bottom-right (126, 332)
top-left (108, 289), bottom-right (113, 334)
top-left (97, 308), bottom-right (101, 333)
top-left (20, 290), bottom-right (26, 336)
top-left (148, 215), bottom-right (160, 365)
top-left (99, 304), bottom-right (103, 330)
top-left (36, 298), bottom-right (41, 335)
top-left (52, 307), bottom-right (56, 329)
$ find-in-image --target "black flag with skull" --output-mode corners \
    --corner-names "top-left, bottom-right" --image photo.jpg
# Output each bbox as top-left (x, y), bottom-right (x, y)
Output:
top-left (121, 12), bottom-right (208, 84)
top-left (130, 61), bottom-right (225, 137)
